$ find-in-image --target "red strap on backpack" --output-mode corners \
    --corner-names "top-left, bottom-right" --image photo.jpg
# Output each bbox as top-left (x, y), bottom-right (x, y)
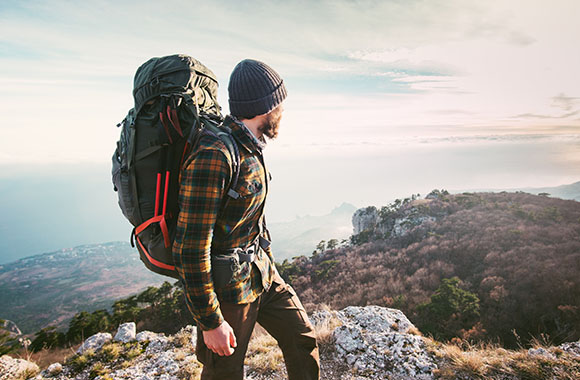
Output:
top-left (135, 235), bottom-right (175, 271)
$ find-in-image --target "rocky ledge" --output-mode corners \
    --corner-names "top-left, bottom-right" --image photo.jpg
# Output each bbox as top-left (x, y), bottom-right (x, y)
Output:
top-left (3, 306), bottom-right (580, 380)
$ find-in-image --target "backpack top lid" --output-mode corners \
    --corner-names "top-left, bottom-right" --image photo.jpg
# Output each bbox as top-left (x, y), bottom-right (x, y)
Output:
top-left (132, 54), bottom-right (221, 117)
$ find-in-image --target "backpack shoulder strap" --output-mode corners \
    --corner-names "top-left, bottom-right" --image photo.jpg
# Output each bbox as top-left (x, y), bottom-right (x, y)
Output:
top-left (200, 122), bottom-right (241, 208)
top-left (216, 126), bottom-right (241, 201)
top-left (181, 93), bottom-right (241, 213)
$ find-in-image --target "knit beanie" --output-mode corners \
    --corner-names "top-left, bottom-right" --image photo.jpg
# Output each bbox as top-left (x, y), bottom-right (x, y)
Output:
top-left (228, 59), bottom-right (287, 118)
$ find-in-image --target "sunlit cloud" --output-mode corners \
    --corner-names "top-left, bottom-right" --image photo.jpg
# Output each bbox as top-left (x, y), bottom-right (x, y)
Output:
top-left (0, 0), bottom-right (579, 164)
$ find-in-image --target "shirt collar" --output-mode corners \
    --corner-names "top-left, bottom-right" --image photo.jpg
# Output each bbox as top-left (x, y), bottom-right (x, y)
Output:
top-left (225, 115), bottom-right (267, 153)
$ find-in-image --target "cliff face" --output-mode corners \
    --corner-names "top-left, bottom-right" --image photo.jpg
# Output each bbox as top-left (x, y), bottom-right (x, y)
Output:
top-left (352, 198), bottom-right (440, 238)
top-left (5, 306), bottom-right (580, 380)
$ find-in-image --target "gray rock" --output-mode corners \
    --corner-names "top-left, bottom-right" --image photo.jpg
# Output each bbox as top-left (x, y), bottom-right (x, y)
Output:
top-left (315, 305), bottom-right (437, 379)
top-left (334, 325), bottom-right (365, 354)
top-left (558, 340), bottom-right (580, 357)
top-left (145, 335), bottom-right (170, 355)
top-left (0, 355), bottom-right (39, 379)
top-left (76, 332), bottom-right (112, 354)
top-left (47, 362), bottom-right (63, 375)
top-left (352, 207), bottom-right (378, 235)
top-left (114, 322), bottom-right (137, 343)
top-left (136, 330), bottom-right (159, 342)
top-left (528, 347), bottom-right (556, 359)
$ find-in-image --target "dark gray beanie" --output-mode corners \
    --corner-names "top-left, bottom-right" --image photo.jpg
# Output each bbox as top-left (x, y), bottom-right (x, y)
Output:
top-left (228, 59), bottom-right (287, 118)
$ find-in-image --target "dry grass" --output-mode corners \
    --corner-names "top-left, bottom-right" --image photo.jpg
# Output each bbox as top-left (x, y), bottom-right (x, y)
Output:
top-left (407, 326), bottom-right (422, 336)
top-left (245, 326), bottom-right (285, 375)
top-left (15, 344), bottom-right (78, 370)
top-left (89, 361), bottom-right (109, 379)
top-left (312, 309), bottom-right (343, 354)
top-left (13, 367), bottom-right (39, 380)
top-left (174, 350), bottom-right (186, 361)
top-left (67, 350), bottom-right (92, 372)
top-left (100, 343), bottom-right (121, 362)
top-left (176, 356), bottom-right (203, 380)
top-left (431, 339), bottom-right (580, 380)
top-left (173, 327), bottom-right (196, 349)
top-left (125, 346), bottom-right (142, 360)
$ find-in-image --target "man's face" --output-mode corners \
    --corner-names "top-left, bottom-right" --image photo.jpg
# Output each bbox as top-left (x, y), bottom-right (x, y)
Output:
top-left (259, 105), bottom-right (283, 139)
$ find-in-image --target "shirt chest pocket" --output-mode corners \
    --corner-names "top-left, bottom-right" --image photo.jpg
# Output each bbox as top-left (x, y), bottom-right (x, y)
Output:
top-left (227, 157), bottom-right (266, 221)
top-left (234, 158), bottom-right (265, 199)
top-left (236, 178), bottom-right (263, 198)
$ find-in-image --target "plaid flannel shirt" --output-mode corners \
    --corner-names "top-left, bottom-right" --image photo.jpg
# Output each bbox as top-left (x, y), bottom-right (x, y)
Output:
top-left (172, 115), bottom-right (276, 331)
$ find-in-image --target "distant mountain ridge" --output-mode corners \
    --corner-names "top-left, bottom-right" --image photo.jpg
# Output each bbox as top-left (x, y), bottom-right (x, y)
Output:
top-left (268, 202), bottom-right (356, 260)
top-left (518, 181), bottom-right (580, 201)
top-left (454, 180), bottom-right (580, 201)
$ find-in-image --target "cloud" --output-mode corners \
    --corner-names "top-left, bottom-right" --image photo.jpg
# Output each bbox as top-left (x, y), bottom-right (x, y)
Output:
top-left (0, 0), bottom-right (579, 165)
top-left (513, 111), bottom-right (580, 120)
top-left (552, 93), bottom-right (580, 112)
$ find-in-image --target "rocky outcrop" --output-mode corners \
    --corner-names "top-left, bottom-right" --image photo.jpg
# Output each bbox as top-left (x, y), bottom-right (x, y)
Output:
top-left (34, 306), bottom-right (439, 380)
top-left (0, 355), bottom-right (39, 379)
top-left (38, 326), bottom-right (196, 380)
top-left (352, 207), bottom-right (378, 235)
top-left (114, 322), bottom-right (136, 343)
top-left (76, 332), bottom-right (112, 354)
top-left (27, 306), bottom-right (580, 380)
top-left (352, 200), bottom-right (439, 239)
top-left (316, 306), bottom-right (437, 379)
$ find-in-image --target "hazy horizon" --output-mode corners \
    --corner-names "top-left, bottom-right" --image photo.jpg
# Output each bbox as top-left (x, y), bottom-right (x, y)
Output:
top-left (1, 151), bottom-right (578, 265)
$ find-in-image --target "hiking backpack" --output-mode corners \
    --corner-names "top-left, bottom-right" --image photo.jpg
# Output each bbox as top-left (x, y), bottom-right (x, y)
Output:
top-left (112, 54), bottom-right (241, 278)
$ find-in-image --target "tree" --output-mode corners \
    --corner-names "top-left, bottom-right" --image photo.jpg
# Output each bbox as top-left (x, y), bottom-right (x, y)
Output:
top-left (326, 239), bottom-right (339, 250)
top-left (30, 326), bottom-right (65, 352)
top-left (315, 240), bottom-right (326, 254)
top-left (417, 277), bottom-right (480, 341)
top-left (67, 309), bottom-right (112, 343)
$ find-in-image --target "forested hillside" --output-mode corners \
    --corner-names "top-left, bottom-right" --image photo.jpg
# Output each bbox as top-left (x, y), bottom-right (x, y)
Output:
top-left (278, 191), bottom-right (580, 347)
top-left (0, 242), bottom-right (165, 334)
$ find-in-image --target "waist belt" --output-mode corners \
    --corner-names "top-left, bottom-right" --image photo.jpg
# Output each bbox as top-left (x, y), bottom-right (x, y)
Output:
top-left (215, 235), bottom-right (271, 263)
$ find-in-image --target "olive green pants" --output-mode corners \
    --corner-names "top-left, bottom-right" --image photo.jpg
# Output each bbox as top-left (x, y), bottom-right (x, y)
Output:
top-left (196, 274), bottom-right (320, 380)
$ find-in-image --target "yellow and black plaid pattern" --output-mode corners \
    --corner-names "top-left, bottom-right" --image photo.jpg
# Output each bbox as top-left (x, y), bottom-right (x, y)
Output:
top-left (172, 116), bottom-right (276, 330)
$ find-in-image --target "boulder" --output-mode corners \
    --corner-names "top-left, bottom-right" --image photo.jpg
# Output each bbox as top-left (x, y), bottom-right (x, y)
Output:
top-left (324, 305), bottom-right (437, 379)
top-left (114, 322), bottom-right (137, 343)
top-left (0, 355), bottom-right (39, 379)
top-left (76, 332), bottom-right (112, 354)
top-left (46, 362), bottom-right (63, 375)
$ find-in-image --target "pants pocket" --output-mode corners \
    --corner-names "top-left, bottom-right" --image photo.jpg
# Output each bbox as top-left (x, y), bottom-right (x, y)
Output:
top-left (211, 255), bottom-right (238, 288)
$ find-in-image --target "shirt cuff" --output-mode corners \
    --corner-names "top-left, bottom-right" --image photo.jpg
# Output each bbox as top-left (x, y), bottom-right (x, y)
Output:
top-left (195, 309), bottom-right (225, 331)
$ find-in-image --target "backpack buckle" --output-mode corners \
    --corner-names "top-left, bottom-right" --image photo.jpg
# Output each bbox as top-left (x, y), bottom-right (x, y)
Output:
top-left (236, 246), bottom-right (255, 263)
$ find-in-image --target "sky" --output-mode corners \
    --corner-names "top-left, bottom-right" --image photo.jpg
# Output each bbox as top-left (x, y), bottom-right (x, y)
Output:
top-left (1, 0), bottom-right (579, 261)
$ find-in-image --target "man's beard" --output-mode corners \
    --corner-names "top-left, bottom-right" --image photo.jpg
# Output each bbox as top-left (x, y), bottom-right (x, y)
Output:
top-left (258, 109), bottom-right (282, 139)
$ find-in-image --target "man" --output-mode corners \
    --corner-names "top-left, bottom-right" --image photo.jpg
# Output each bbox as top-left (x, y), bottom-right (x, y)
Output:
top-left (173, 59), bottom-right (320, 380)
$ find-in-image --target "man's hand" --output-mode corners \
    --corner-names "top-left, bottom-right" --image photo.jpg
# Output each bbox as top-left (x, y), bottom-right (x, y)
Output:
top-left (203, 321), bottom-right (237, 356)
